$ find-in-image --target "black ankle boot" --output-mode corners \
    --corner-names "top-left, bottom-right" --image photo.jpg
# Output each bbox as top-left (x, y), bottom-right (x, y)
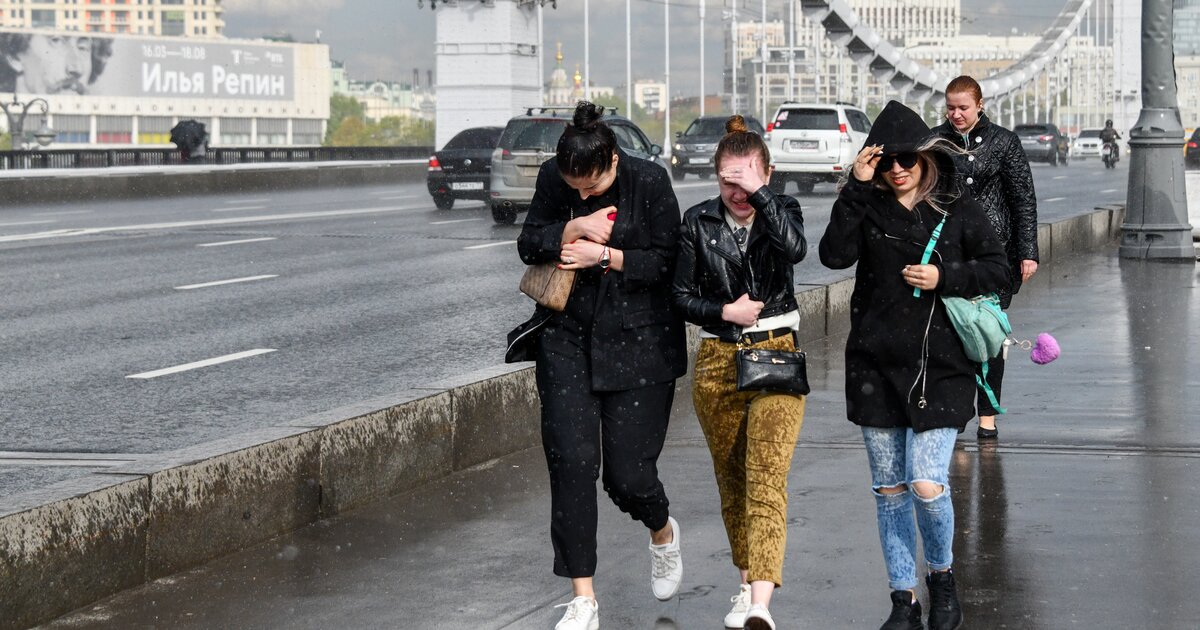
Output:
top-left (926, 570), bottom-right (963, 630)
top-left (879, 590), bottom-right (923, 630)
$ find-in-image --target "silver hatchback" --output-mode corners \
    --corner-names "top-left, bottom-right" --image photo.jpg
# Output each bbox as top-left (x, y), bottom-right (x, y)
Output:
top-left (488, 108), bottom-right (663, 224)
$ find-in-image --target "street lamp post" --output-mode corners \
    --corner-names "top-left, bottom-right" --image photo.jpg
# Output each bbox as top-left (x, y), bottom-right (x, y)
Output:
top-left (0, 94), bottom-right (55, 150)
top-left (1119, 0), bottom-right (1195, 259)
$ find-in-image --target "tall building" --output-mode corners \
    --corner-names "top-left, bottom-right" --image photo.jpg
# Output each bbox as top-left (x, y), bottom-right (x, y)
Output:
top-left (1177, 0), bottom-right (1200, 55)
top-left (1175, 0), bottom-right (1200, 126)
top-left (0, 0), bottom-right (224, 37)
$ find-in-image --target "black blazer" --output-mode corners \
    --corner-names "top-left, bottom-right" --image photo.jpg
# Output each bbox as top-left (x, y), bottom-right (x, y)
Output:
top-left (515, 149), bottom-right (687, 391)
top-left (819, 177), bottom-right (1009, 432)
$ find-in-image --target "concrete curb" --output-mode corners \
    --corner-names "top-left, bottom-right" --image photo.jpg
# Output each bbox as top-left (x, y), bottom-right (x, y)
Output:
top-left (0, 161), bottom-right (426, 204)
top-left (0, 204), bottom-right (1125, 630)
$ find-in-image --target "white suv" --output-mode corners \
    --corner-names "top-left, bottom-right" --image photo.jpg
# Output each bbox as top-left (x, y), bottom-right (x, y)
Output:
top-left (765, 102), bottom-right (872, 193)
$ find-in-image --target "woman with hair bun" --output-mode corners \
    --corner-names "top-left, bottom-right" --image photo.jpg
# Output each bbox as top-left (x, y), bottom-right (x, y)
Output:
top-left (515, 101), bottom-right (688, 630)
top-left (671, 114), bottom-right (807, 630)
top-left (933, 75), bottom-right (1039, 440)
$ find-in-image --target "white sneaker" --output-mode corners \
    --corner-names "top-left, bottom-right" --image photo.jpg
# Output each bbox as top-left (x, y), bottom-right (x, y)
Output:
top-left (649, 515), bottom-right (683, 601)
top-left (744, 603), bottom-right (776, 630)
top-left (554, 596), bottom-right (599, 630)
top-left (723, 584), bottom-right (752, 628)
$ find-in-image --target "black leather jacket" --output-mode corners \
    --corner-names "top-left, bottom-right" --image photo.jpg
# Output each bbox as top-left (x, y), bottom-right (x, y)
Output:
top-left (933, 114), bottom-right (1038, 307)
top-left (672, 186), bottom-right (806, 342)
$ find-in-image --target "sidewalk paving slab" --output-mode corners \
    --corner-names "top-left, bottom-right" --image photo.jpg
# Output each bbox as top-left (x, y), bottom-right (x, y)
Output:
top-left (40, 249), bottom-right (1200, 629)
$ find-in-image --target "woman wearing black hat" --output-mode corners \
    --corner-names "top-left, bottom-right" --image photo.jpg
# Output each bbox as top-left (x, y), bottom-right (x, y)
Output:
top-left (818, 101), bottom-right (1009, 630)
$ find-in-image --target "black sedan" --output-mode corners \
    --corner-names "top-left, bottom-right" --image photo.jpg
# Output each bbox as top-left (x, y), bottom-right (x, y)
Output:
top-left (427, 126), bottom-right (504, 210)
top-left (1014, 123), bottom-right (1070, 166)
top-left (1186, 128), bottom-right (1200, 170)
top-left (670, 115), bottom-right (765, 180)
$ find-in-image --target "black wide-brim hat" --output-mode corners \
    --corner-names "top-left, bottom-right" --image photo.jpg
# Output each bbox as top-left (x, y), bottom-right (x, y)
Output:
top-left (863, 100), bottom-right (933, 155)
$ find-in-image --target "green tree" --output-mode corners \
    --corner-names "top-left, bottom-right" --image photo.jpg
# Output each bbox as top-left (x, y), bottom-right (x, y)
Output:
top-left (325, 94), bottom-right (366, 144)
top-left (329, 115), bottom-right (368, 146)
top-left (326, 115), bottom-right (435, 147)
top-left (0, 132), bottom-right (10, 151)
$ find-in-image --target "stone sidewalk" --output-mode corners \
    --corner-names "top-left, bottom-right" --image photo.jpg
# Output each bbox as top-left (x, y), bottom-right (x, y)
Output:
top-left (42, 248), bottom-right (1200, 629)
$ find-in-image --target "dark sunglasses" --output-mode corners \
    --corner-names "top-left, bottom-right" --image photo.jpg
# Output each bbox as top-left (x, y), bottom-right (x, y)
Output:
top-left (877, 152), bottom-right (919, 171)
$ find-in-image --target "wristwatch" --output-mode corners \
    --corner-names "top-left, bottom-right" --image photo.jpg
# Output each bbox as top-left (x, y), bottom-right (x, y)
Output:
top-left (598, 246), bottom-right (611, 271)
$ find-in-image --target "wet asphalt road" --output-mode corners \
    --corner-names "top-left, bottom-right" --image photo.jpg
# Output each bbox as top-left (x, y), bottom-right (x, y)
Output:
top-left (39, 246), bottom-right (1200, 629)
top-left (1, 160), bottom-right (1127, 497)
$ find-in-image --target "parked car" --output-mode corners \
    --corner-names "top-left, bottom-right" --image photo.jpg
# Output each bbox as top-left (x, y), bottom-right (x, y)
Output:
top-left (426, 126), bottom-right (504, 210)
top-left (488, 107), bottom-right (663, 224)
top-left (670, 115), bottom-right (765, 180)
top-left (763, 101), bottom-right (872, 194)
top-left (1071, 129), bottom-right (1103, 160)
top-left (1186, 128), bottom-right (1200, 169)
top-left (1014, 123), bottom-right (1070, 166)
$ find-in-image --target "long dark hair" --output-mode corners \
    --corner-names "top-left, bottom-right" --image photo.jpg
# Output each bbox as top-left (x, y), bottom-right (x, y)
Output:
top-left (556, 101), bottom-right (618, 179)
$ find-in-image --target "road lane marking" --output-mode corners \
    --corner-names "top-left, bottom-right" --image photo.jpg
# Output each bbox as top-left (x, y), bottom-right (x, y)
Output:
top-left (1053, 175), bottom-right (1068, 180)
top-left (0, 219), bottom-right (57, 227)
top-left (127, 348), bottom-right (277, 380)
top-left (464, 240), bottom-right (517, 250)
top-left (1101, 189), bottom-right (1120, 193)
top-left (197, 237), bottom-right (278, 247)
top-left (380, 194), bottom-right (423, 201)
top-left (212, 205), bottom-right (267, 213)
top-left (174, 275), bottom-right (278, 290)
top-left (40, 209), bottom-right (94, 216)
top-left (225, 198), bottom-right (270, 204)
top-left (1044, 197), bottom-right (1066, 202)
top-left (0, 204), bottom-right (420, 243)
top-left (431, 218), bottom-right (482, 225)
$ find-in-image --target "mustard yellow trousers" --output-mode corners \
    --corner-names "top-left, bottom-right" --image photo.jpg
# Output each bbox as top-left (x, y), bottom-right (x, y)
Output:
top-left (693, 335), bottom-right (806, 587)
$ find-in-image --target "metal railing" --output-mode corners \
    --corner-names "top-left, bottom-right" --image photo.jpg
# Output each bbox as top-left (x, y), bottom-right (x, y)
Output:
top-left (0, 146), bottom-right (434, 170)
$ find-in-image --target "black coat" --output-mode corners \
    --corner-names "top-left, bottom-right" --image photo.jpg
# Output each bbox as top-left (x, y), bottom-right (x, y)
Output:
top-left (515, 149), bottom-right (687, 391)
top-left (819, 178), bottom-right (1009, 432)
top-left (672, 187), bottom-right (807, 340)
top-left (932, 114), bottom-right (1038, 308)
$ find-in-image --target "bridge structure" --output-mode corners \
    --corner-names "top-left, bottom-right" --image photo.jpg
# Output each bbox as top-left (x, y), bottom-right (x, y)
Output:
top-left (797, 0), bottom-right (1121, 123)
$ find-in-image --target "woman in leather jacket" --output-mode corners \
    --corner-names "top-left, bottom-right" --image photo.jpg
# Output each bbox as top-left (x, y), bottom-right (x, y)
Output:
top-left (933, 75), bottom-right (1039, 439)
top-left (820, 101), bottom-right (1009, 630)
top-left (516, 101), bottom-right (687, 630)
top-left (671, 115), bottom-right (806, 630)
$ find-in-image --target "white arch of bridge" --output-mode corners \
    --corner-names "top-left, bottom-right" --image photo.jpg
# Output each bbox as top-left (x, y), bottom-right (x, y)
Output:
top-left (799, 0), bottom-right (1096, 105)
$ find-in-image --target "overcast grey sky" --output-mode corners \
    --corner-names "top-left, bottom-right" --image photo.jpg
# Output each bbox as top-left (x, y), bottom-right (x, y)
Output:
top-left (223, 0), bottom-right (1063, 91)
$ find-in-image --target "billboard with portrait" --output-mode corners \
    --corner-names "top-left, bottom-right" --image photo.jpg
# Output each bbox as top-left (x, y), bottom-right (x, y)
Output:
top-left (0, 30), bottom-right (295, 101)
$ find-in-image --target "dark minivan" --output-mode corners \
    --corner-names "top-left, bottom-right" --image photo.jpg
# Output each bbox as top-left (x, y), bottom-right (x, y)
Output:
top-left (426, 126), bottom-right (504, 210)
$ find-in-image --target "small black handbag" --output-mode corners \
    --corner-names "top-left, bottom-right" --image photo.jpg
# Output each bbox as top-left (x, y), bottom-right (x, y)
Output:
top-left (735, 336), bottom-right (810, 396)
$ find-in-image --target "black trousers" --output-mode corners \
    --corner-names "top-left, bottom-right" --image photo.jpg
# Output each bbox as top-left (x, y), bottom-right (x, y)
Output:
top-left (976, 354), bottom-right (1005, 416)
top-left (535, 324), bottom-right (674, 578)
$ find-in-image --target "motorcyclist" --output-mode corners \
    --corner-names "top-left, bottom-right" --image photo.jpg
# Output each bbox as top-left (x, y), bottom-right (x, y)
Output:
top-left (1099, 119), bottom-right (1121, 161)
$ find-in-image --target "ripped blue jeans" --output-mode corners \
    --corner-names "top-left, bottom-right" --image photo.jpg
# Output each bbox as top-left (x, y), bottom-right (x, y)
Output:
top-left (861, 427), bottom-right (957, 591)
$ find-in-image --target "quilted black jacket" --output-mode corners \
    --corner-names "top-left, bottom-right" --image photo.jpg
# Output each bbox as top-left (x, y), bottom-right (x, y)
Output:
top-left (933, 114), bottom-right (1038, 308)
top-left (672, 186), bottom-right (807, 342)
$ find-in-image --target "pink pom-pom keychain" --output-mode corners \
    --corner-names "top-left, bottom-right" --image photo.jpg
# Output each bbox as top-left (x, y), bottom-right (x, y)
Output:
top-left (1030, 333), bottom-right (1061, 365)
top-left (1003, 333), bottom-right (1060, 362)
top-left (1004, 332), bottom-right (1061, 364)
